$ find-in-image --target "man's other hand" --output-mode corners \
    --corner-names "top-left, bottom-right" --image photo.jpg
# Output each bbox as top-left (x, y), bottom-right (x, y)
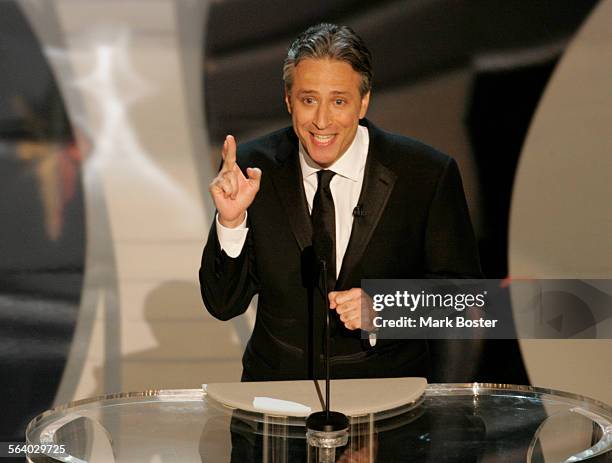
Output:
top-left (329, 288), bottom-right (375, 331)
top-left (209, 135), bottom-right (262, 228)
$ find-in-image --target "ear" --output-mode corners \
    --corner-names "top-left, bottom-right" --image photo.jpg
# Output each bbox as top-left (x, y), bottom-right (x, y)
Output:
top-left (359, 91), bottom-right (371, 119)
top-left (284, 88), bottom-right (292, 114)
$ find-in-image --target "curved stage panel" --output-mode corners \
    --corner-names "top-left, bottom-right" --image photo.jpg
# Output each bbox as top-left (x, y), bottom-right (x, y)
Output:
top-left (510, 0), bottom-right (612, 404)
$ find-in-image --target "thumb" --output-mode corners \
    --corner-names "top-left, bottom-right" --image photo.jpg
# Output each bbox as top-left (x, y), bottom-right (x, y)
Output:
top-left (246, 167), bottom-right (262, 188)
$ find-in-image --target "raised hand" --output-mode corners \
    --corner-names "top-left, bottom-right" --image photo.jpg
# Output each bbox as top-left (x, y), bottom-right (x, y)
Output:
top-left (209, 135), bottom-right (262, 228)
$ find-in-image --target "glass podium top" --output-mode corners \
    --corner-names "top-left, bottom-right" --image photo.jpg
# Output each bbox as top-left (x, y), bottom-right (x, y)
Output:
top-left (26, 383), bottom-right (612, 462)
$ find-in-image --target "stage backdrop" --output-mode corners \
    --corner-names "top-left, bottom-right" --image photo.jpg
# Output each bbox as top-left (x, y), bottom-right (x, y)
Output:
top-left (0, 0), bottom-right (609, 449)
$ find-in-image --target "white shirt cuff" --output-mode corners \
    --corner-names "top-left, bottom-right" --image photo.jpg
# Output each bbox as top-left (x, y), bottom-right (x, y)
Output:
top-left (216, 212), bottom-right (248, 258)
top-left (368, 332), bottom-right (377, 347)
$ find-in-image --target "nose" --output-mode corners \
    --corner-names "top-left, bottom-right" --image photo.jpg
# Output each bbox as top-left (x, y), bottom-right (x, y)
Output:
top-left (313, 104), bottom-right (330, 130)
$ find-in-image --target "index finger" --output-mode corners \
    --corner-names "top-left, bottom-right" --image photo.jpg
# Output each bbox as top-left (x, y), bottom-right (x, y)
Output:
top-left (334, 288), bottom-right (361, 304)
top-left (221, 135), bottom-right (237, 170)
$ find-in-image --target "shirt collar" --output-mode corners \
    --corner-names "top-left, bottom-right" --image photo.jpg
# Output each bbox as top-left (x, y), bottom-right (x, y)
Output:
top-left (299, 125), bottom-right (369, 181)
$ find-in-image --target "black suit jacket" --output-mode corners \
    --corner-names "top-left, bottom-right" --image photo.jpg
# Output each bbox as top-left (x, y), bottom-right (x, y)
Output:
top-left (200, 120), bottom-right (481, 381)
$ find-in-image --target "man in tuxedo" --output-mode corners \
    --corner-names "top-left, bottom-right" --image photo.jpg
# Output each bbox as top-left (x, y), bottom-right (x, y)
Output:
top-left (200, 23), bottom-right (481, 382)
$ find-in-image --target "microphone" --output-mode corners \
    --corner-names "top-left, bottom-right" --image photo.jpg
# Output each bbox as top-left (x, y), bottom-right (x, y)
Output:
top-left (311, 233), bottom-right (333, 416)
top-left (307, 235), bottom-right (349, 462)
top-left (313, 234), bottom-right (334, 268)
top-left (352, 204), bottom-right (366, 217)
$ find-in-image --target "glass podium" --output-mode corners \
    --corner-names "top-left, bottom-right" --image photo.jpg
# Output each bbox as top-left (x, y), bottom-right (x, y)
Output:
top-left (26, 383), bottom-right (612, 462)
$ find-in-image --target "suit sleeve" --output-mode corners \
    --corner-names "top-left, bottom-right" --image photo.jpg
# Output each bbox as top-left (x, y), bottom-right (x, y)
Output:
top-left (423, 157), bottom-right (483, 278)
top-left (199, 217), bottom-right (259, 321)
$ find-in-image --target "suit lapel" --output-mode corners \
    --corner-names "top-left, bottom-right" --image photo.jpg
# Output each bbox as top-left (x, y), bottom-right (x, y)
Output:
top-left (336, 125), bottom-right (397, 289)
top-left (269, 133), bottom-right (312, 251)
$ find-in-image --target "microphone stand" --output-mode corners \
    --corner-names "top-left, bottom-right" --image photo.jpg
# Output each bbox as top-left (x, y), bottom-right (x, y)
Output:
top-left (323, 259), bottom-right (330, 420)
top-left (306, 257), bottom-right (349, 463)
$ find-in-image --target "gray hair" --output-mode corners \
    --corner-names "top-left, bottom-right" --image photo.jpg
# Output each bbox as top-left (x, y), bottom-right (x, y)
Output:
top-left (283, 23), bottom-right (373, 96)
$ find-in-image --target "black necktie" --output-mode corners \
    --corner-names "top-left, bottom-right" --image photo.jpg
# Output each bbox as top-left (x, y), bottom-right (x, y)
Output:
top-left (312, 170), bottom-right (337, 292)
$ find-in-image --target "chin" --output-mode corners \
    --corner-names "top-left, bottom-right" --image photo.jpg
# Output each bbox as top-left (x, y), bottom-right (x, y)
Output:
top-left (308, 151), bottom-right (338, 167)
top-left (304, 143), bottom-right (338, 166)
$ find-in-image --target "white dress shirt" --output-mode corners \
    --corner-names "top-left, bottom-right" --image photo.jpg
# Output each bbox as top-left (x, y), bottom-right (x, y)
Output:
top-left (216, 126), bottom-right (376, 344)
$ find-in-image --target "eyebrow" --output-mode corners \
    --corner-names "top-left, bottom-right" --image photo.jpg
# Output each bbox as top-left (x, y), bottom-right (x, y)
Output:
top-left (296, 90), bottom-right (351, 96)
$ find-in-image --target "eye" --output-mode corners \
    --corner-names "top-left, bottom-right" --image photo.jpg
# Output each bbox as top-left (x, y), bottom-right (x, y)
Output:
top-left (334, 98), bottom-right (346, 106)
top-left (302, 96), bottom-right (316, 105)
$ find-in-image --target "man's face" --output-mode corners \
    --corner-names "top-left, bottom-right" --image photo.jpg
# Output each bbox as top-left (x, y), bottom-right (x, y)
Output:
top-left (285, 58), bottom-right (370, 167)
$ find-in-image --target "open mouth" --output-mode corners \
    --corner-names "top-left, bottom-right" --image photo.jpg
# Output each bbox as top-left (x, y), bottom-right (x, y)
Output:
top-left (310, 133), bottom-right (336, 146)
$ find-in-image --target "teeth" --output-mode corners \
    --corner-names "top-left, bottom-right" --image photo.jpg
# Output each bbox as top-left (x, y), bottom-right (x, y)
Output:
top-left (313, 134), bottom-right (334, 141)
